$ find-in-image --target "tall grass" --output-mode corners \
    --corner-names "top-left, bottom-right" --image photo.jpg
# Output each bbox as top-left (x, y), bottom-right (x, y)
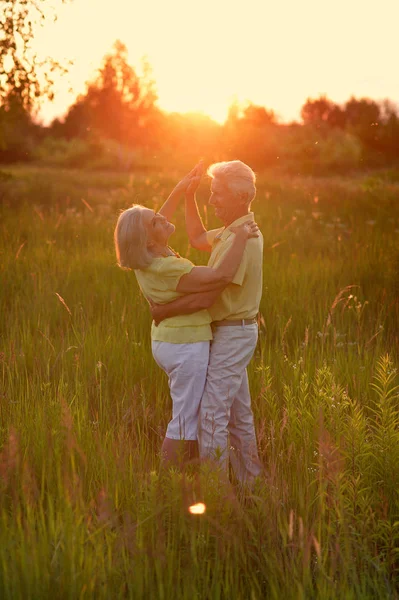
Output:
top-left (0, 165), bottom-right (399, 598)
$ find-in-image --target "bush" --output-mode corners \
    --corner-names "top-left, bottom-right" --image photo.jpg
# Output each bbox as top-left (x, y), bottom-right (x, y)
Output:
top-left (279, 125), bottom-right (362, 173)
top-left (32, 137), bottom-right (98, 168)
top-left (33, 137), bottom-right (142, 171)
top-left (0, 105), bottom-right (37, 163)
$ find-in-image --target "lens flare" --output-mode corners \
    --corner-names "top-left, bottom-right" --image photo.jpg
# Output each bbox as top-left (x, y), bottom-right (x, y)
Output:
top-left (188, 503), bottom-right (206, 515)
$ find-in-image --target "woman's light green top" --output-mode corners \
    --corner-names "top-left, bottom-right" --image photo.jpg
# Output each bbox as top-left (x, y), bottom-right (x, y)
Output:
top-left (135, 256), bottom-right (212, 344)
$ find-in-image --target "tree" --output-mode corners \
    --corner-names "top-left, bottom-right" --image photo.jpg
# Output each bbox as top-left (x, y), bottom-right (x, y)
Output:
top-left (0, 0), bottom-right (68, 112)
top-left (373, 99), bottom-right (399, 159)
top-left (0, 92), bottom-right (39, 161)
top-left (239, 104), bottom-right (276, 127)
top-left (0, 0), bottom-right (69, 162)
top-left (225, 101), bottom-right (276, 128)
top-left (343, 97), bottom-right (381, 155)
top-left (59, 41), bottom-right (161, 149)
top-left (344, 97), bottom-right (380, 129)
top-left (223, 101), bottom-right (279, 167)
top-left (301, 96), bottom-right (345, 128)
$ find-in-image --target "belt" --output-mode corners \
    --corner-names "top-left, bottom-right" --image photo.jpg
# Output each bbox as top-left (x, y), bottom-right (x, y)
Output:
top-left (211, 317), bottom-right (257, 327)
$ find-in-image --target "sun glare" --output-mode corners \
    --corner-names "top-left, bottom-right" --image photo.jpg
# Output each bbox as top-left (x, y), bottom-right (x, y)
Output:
top-left (34, 0), bottom-right (399, 125)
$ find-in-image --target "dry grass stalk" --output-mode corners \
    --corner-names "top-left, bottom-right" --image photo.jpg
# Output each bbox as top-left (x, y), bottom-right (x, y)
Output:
top-left (55, 292), bottom-right (72, 316)
top-left (281, 316), bottom-right (292, 360)
top-left (325, 284), bottom-right (358, 330)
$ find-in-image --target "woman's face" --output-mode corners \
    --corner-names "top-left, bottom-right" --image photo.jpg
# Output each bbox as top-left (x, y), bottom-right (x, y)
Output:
top-left (141, 208), bottom-right (175, 248)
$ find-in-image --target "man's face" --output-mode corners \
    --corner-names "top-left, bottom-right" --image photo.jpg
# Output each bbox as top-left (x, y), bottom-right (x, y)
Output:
top-left (208, 179), bottom-right (236, 222)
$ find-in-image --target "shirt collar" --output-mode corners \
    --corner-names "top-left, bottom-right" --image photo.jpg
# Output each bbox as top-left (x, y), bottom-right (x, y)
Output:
top-left (216, 212), bottom-right (255, 243)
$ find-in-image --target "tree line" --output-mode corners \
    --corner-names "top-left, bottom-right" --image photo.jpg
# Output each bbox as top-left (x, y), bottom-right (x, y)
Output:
top-left (1, 1), bottom-right (398, 173)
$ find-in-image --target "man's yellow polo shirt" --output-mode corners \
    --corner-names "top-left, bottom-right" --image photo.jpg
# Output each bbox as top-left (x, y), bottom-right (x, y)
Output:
top-left (206, 213), bottom-right (263, 322)
top-left (135, 256), bottom-right (212, 344)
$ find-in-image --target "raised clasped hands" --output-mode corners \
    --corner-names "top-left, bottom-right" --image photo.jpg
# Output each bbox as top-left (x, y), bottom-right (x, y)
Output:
top-left (176, 160), bottom-right (204, 195)
top-left (230, 221), bottom-right (260, 239)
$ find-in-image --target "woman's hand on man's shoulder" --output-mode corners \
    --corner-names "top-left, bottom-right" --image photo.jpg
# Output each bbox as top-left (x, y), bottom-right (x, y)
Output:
top-left (230, 221), bottom-right (260, 240)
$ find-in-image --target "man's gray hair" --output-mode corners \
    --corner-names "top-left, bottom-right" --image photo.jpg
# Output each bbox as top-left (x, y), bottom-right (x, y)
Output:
top-left (114, 205), bottom-right (153, 270)
top-left (207, 160), bottom-right (256, 205)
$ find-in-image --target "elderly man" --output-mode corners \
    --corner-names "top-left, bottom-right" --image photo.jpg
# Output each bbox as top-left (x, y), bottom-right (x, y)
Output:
top-left (151, 160), bottom-right (263, 483)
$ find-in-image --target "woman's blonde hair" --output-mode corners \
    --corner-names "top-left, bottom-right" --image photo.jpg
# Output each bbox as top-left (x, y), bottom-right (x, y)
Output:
top-left (114, 205), bottom-right (153, 270)
top-left (207, 160), bottom-right (256, 205)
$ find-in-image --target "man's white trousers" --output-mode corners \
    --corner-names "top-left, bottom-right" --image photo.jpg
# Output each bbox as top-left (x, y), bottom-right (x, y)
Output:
top-left (198, 324), bottom-right (261, 483)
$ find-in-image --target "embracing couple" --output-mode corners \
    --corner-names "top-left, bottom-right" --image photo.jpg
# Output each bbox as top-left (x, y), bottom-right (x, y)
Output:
top-left (114, 160), bottom-right (263, 485)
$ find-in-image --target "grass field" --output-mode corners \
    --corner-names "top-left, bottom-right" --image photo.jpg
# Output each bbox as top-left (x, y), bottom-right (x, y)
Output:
top-left (1, 164), bottom-right (399, 598)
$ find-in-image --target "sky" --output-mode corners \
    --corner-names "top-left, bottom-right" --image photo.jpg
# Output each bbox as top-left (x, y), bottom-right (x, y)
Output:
top-left (34, 0), bottom-right (399, 125)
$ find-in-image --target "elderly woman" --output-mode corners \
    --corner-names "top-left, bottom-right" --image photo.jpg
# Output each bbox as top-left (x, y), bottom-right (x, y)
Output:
top-left (114, 164), bottom-right (258, 467)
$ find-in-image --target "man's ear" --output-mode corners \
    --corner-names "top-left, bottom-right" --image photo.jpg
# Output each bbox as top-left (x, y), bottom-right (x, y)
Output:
top-left (239, 192), bottom-right (249, 206)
